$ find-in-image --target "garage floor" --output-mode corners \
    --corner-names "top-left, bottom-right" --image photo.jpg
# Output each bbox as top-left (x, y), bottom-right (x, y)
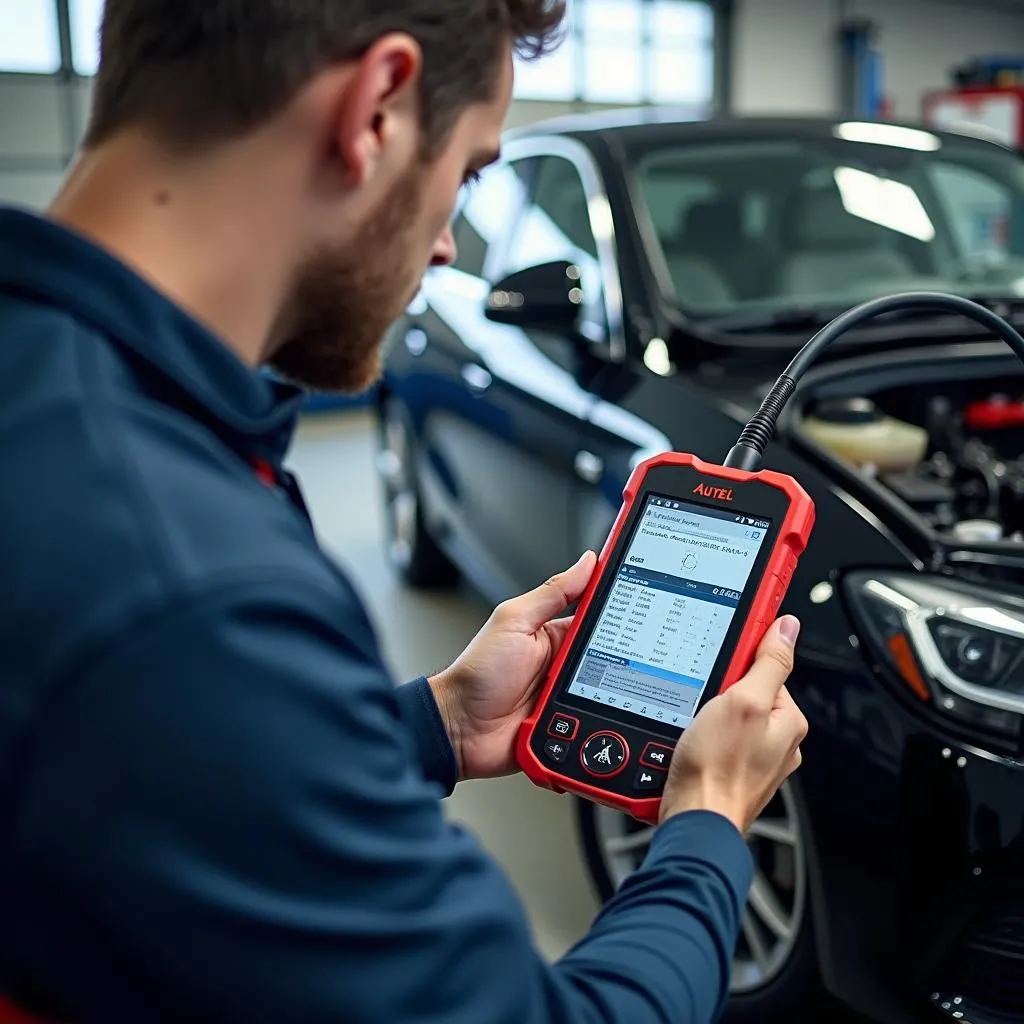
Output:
top-left (285, 410), bottom-right (603, 961)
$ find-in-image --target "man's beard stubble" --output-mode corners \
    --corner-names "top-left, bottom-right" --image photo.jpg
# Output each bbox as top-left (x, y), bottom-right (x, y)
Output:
top-left (269, 164), bottom-right (426, 394)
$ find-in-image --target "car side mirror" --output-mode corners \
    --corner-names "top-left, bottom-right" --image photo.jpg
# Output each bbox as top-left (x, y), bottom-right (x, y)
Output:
top-left (484, 260), bottom-right (584, 335)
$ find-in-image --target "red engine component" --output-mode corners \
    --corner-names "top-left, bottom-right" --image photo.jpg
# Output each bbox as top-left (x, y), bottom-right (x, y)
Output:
top-left (963, 395), bottom-right (1024, 431)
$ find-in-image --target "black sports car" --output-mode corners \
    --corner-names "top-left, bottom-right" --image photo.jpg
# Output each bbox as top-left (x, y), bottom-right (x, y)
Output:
top-left (375, 112), bottom-right (1024, 1024)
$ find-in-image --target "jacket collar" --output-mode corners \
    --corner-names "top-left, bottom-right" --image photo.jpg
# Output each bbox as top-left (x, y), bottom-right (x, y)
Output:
top-left (0, 206), bottom-right (306, 462)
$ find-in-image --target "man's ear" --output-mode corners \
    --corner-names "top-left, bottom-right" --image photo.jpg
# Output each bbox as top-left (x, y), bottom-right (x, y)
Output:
top-left (335, 33), bottom-right (423, 188)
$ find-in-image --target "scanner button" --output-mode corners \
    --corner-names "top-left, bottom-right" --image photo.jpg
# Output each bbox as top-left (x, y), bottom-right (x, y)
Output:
top-left (547, 713), bottom-right (579, 741)
top-left (640, 742), bottom-right (674, 769)
top-left (780, 555), bottom-right (797, 587)
top-left (580, 732), bottom-right (628, 777)
top-left (543, 738), bottom-right (570, 764)
top-left (634, 768), bottom-right (665, 792)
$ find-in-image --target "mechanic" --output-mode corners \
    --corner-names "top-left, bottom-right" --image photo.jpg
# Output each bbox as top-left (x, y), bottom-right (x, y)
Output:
top-left (0, 2), bottom-right (808, 1022)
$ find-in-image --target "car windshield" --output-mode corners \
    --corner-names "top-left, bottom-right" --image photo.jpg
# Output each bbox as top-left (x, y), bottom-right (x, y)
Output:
top-left (630, 124), bottom-right (1024, 322)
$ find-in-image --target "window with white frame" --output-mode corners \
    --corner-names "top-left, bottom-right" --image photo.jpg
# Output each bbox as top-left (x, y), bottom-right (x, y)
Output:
top-left (514, 0), bottom-right (714, 106)
top-left (0, 0), bottom-right (61, 74)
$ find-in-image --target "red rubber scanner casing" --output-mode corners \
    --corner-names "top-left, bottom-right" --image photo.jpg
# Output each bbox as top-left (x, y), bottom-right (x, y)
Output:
top-left (515, 452), bottom-right (815, 823)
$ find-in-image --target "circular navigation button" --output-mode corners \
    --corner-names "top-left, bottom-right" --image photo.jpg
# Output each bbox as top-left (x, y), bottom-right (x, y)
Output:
top-left (580, 731), bottom-right (629, 778)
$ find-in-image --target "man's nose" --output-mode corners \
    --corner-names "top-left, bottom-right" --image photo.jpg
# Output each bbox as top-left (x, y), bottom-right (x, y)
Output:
top-left (431, 225), bottom-right (457, 267)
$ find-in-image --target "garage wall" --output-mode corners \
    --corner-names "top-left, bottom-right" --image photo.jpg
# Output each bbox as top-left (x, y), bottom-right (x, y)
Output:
top-left (855, 0), bottom-right (1024, 117)
top-left (731, 0), bottom-right (1024, 119)
top-left (504, 98), bottom-right (642, 130)
top-left (0, 74), bottom-right (90, 209)
top-left (0, 79), bottom-right (681, 210)
top-left (0, 75), bottom-right (70, 209)
top-left (0, 77), bottom-right (614, 209)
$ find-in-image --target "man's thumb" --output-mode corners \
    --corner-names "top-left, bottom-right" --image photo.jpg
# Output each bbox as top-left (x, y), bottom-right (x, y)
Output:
top-left (732, 615), bottom-right (800, 701)
top-left (516, 551), bottom-right (597, 625)
top-left (773, 615), bottom-right (801, 648)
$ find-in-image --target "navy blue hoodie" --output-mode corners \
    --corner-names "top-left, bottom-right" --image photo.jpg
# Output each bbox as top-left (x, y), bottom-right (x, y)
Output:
top-left (0, 207), bottom-right (753, 1024)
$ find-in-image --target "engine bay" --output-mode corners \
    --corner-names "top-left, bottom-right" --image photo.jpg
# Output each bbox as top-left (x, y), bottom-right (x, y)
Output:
top-left (800, 378), bottom-right (1024, 544)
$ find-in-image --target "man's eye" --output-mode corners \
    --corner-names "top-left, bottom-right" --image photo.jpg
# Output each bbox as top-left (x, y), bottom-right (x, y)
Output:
top-left (462, 170), bottom-right (482, 191)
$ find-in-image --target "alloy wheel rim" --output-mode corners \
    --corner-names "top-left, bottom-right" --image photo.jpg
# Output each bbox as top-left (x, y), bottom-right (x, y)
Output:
top-left (377, 413), bottom-right (417, 570)
top-left (591, 781), bottom-right (806, 994)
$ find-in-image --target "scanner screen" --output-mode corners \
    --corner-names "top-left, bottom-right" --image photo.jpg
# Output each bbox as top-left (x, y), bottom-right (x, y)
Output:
top-left (567, 494), bottom-right (772, 728)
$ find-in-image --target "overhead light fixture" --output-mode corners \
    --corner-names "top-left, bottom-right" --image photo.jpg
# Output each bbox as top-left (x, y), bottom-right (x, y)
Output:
top-left (834, 122), bottom-right (941, 152)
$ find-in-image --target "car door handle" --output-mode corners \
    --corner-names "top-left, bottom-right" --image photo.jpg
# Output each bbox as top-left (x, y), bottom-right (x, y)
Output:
top-left (461, 363), bottom-right (492, 393)
top-left (575, 450), bottom-right (604, 484)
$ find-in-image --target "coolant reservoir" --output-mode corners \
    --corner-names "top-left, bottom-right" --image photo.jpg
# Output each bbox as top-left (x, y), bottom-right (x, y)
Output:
top-left (803, 398), bottom-right (928, 471)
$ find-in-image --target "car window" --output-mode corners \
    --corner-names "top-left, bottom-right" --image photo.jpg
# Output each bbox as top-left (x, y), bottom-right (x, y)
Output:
top-left (448, 159), bottom-right (534, 279)
top-left (927, 161), bottom-right (1018, 266)
top-left (505, 155), bottom-right (601, 269)
top-left (632, 135), bottom-right (1024, 317)
top-left (642, 172), bottom-right (716, 241)
top-left (501, 155), bottom-right (608, 364)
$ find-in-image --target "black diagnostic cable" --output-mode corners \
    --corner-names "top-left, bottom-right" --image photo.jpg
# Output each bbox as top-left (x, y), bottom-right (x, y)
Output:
top-left (723, 292), bottom-right (1024, 472)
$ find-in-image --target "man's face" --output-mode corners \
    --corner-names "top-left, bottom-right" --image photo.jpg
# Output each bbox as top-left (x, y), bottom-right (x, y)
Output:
top-left (269, 54), bottom-right (512, 394)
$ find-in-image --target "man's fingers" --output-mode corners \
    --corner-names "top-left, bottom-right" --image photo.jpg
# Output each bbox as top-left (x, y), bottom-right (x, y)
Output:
top-left (501, 551), bottom-right (597, 628)
top-left (768, 686), bottom-right (808, 748)
top-left (727, 616), bottom-right (800, 709)
top-left (541, 616), bottom-right (576, 649)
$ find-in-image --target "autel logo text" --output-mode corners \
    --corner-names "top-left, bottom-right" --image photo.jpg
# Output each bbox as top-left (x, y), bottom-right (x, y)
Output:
top-left (693, 482), bottom-right (734, 502)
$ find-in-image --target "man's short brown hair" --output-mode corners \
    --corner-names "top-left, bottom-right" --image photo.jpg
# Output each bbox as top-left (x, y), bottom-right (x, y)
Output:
top-left (84, 0), bottom-right (565, 153)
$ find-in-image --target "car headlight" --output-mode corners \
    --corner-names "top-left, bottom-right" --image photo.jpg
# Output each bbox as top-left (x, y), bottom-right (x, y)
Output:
top-left (844, 571), bottom-right (1024, 738)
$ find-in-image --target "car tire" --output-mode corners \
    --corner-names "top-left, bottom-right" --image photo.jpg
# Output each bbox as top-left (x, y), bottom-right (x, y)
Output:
top-left (376, 399), bottom-right (459, 589)
top-left (574, 782), bottom-right (826, 1022)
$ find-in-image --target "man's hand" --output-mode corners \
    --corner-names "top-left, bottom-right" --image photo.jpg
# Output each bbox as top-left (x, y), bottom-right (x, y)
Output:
top-left (429, 551), bottom-right (598, 781)
top-left (660, 615), bottom-right (808, 835)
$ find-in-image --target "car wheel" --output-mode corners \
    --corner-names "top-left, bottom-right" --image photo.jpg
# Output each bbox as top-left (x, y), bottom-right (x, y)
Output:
top-left (376, 400), bottom-right (459, 588)
top-left (575, 782), bottom-right (824, 1020)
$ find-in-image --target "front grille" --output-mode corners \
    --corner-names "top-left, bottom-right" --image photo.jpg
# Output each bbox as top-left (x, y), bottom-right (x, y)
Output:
top-left (945, 903), bottom-right (1024, 1017)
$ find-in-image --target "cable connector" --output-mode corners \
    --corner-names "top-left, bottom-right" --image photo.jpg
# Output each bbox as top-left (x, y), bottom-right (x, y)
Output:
top-left (723, 375), bottom-right (797, 471)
